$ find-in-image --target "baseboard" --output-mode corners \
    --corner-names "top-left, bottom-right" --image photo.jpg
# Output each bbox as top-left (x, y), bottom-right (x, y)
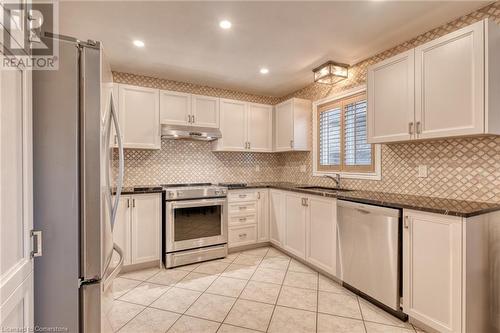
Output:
top-left (228, 241), bottom-right (271, 254)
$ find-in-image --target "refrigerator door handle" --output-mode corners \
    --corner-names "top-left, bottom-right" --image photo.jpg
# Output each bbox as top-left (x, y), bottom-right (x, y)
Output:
top-left (110, 93), bottom-right (124, 231)
top-left (102, 243), bottom-right (124, 292)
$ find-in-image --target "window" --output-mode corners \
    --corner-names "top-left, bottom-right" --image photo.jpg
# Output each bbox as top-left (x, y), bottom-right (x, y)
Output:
top-left (317, 92), bottom-right (374, 173)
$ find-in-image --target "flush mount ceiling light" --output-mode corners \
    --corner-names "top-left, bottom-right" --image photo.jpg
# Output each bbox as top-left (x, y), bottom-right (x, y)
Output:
top-left (133, 40), bottom-right (145, 48)
top-left (219, 20), bottom-right (232, 29)
top-left (312, 61), bottom-right (349, 84)
top-left (259, 68), bottom-right (269, 74)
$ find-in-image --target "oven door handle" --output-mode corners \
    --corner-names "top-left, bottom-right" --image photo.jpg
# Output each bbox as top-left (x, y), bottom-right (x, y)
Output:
top-left (170, 198), bottom-right (226, 209)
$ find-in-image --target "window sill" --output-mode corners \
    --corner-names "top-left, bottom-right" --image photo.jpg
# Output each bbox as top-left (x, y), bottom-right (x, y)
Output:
top-left (313, 170), bottom-right (381, 181)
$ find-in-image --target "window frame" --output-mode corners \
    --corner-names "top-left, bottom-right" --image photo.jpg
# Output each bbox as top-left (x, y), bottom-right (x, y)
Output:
top-left (312, 85), bottom-right (381, 180)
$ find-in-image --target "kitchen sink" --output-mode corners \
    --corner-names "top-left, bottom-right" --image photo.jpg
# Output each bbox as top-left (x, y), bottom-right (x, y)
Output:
top-left (297, 186), bottom-right (352, 192)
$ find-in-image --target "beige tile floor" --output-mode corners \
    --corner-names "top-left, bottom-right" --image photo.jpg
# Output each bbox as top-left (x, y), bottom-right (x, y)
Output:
top-left (109, 246), bottom-right (426, 333)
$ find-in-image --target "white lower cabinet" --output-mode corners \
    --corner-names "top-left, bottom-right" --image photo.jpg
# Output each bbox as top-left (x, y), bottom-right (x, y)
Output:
top-left (283, 192), bottom-right (307, 259)
top-left (269, 190), bottom-right (285, 246)
top-left (113, 193), bottom-right (162, 267)
top-left (403, 209), bottom-right (462, 333)
top-left (228, 189), bottom-right (269, 248)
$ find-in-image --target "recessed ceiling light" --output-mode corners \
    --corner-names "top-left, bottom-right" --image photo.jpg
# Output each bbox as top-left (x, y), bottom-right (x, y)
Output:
top-left (219, 20), bottom-right (232, 29)
top-left (133, 40), bottom-right (145, 48)
top-left (260, 68), bottom-right (269, 74)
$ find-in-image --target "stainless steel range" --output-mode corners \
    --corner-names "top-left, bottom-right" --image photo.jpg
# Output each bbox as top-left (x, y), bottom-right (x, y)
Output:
top-left (164, 183), bottom-right (228, 268)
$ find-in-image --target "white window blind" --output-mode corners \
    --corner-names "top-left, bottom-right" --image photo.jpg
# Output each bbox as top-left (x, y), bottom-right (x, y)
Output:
top-left (317, 92), bottom-right (374, 172)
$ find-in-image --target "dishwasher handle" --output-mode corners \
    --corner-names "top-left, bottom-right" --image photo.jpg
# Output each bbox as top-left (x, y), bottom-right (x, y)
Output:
top-left (338, 200), bottom-right (400, 218)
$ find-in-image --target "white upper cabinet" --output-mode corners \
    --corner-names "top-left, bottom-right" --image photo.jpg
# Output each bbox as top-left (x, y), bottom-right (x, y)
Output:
top-left (368, 19), bottom-right (500, 143)
top-left (215, 100), bottom-right (273, 152)
top-left (274, 98), bottom-right (312, 151)
top-left (160, 91), bottom-right (219, 128)
top-left (118, 84), bottom-right (160, 149)
top-left (217, 99), bottom-right (247, 150)
top-left (415, 20), bottom-right (484, 139)
top-left (192, 94), bottom-right (219, 128)
top-left (159, 90), bottom-right (191, 126)
top-left (367, 50), bottom-right (415, 143)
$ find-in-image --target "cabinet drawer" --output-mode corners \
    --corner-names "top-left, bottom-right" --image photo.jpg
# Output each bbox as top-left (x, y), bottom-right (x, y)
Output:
top-left (228, 191), bottom-right (258, 202)
top-left (229, 202), bottom-right (257, 215)
top-left (229, 214), bottom-right (257, 226)
top-left (229, 225), bottom-right (257, 248)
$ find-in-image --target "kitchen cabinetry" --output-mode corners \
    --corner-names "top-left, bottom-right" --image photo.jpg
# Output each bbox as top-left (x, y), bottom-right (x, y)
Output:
top-left (118, 84), bottom-right (161, 149)
top-left (403, 210), bottom-right (462, 333)
top-left (368, 19), bottom-right (500, 143)
top-left (215, 100), bottom-right (273, 152)
top-left (274, 98), bottom-right (312, 151)
top-left (283, 192), bottom-right (307, 258)
top-left (159, 91), bottom-right (219, 128)
top-left (227, 189), bottom-right (269, 248)
top-left (269, 190), bottom-right (285, 246)
top-left (112, 193), bottom-right (162, 267)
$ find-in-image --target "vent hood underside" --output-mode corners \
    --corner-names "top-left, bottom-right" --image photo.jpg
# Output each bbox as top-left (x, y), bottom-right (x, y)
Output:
top-left (161, 124), bottom-right (222, 141)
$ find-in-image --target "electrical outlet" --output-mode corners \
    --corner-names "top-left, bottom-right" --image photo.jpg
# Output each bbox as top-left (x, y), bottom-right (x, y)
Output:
top-left (300, 165), bottom-right (307, 173)
top-left (255, 165), bottom-right (260, 172)
top-left (418, 165), bottom-right (428, 178)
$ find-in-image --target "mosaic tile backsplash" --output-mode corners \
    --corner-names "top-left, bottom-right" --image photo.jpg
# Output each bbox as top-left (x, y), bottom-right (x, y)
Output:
top-left (114, 2), bottom-right (500, 203)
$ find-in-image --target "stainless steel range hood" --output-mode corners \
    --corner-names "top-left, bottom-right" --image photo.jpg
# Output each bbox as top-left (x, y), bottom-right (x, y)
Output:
top-left (161, 124), bottom-right (222, 141)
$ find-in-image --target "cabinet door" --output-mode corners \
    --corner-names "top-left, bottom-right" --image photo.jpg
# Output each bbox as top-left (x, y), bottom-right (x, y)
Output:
top-left (403, 210), bottom-right (462, 333)
top-left (275, 100), bottom-right (294, 151)
top-left (159, 90), bottom-right (191, 126)
top-left (247, 103), bottom-right (272, 152)
top-left (415, 20), bottom-right (484, 139)
top-left (112, 196), bottom-right (131, 266)
top-left (119, 85), bottom-right (160, 149)
top-left (269, 190), bottom-right (284, 246)
top-left (291, 99), bottom-right (311, 151)
top-left (131, 194), bottom-right (161, 264)
top-left (284, 192), bottom-right (307, 259)
top-left (0, 62), bottom-right (33, 332)
top-left (218, 99), bottom-right (247, 150)
top-left (367, 50), bottom-right (415, 143)
top-left (257, 190), bottom-right (269, 242)
top-left (192, 95), bottom-right (219, 128)
top-left (306, 196), bottom-right (337, 275)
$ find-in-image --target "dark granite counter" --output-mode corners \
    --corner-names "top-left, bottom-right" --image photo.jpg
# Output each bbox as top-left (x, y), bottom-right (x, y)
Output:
top-left (226, 182), bottom-right (500, 218)
top-left (114, 186), bottom-right (164, 195)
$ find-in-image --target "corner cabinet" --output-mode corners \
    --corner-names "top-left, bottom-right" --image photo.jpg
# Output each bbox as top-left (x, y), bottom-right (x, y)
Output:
top-left (403, 210), bottom-right (462, 333)
top-left (274, 98), bottom-right (312, 151)
top-left (368, 19), bottom-right (500, 143)
top-left (214, 99), bottom-right (273, 152)
top-left (118, 84), bottom-right (161, 149)
top-left (112, 193), bottom-right (162, 267)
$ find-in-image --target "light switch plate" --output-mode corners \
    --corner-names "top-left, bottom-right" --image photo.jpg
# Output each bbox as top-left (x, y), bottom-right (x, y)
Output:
top-left (418, 165), bottom-right (428, 178)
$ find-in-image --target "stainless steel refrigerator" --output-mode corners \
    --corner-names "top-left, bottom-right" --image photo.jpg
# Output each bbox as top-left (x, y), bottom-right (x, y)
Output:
top-left (33, 33), bottom-right (125, 333)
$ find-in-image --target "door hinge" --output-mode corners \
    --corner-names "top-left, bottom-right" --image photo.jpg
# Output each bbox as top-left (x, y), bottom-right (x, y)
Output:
top-left (31, 230), bottom-right (43, 258)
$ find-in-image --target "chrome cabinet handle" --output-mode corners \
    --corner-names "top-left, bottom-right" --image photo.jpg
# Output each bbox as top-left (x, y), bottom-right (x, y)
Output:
top-left (257, 192), bottom-right (261, 199)
top-left (248, 142), bottom-right (251, 149)
top-left (239, 217), bottom-right (247, 222)
top-left (290, 140), bottom-right (294, 148)
top-left (404, 216), bottom-right (409, 228)
top-left (239, 194), bottom-right (247, 198)
top-left (416, 121), bottom-right (422, 134)
top-left (238, 233), bottom-right (247, 238)
top-left (132, 198), bottom-right (136, 207)
top-left (304, 198), bottom-right (308, 207)
top-left (127, 198), bottom-right (130, 208)
top-left (31, 230), bottom-right (43, 258)
top-left (239, 206), bottom-right (247, 210)
top-left (408, 122), bottom-right (414, 135)
top-left (192, 115), bottom-right (195, 123)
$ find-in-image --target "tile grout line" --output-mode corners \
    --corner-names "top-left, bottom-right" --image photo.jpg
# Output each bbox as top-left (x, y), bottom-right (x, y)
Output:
top-left (264, 255), bottom-right (291, 333)
top-left (356, 296), bottom-right (368, 333)
top-left (316, 273), bottom-right (319, 333)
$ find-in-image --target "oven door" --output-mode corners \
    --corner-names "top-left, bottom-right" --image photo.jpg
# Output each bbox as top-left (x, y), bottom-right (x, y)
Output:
top-left (166, 198), bottom-right (227, 252)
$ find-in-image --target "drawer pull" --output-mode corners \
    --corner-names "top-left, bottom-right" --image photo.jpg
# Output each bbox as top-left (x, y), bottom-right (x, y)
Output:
top-left (239, 217), bottom-right (247, 222)
top-left (239, 206), bottom-right (247, 210)
top-left (239, 194), bottom-right (247, 198)
top-left (238, 233), bottom-right (247, 238)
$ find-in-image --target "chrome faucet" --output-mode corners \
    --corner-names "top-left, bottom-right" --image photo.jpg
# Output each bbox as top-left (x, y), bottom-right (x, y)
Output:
top-left (323, 174), bottom-right (341, 188)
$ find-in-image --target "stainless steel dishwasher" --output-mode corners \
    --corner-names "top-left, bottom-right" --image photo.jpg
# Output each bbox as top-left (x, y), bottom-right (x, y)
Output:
top-left (337, 200), bottom-right (406, 320)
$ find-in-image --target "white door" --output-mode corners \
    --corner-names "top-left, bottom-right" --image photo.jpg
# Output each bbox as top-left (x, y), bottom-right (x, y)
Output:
top-left (403, 210), bottom-right (462, 333)
top-left (274, 100), bottom-right (293, 151)
top-left (119, 84), bottom-right (160, 149)
top-left (0, 64), bottom-right (34, 331)
top-left (111, 196), bottom-right (131, 266)
top-left (269, 190), bottom-right (284, 246)
top-left (415, 20), bottom-right (484, 139)
top-left (247, 103), bottom-right (272, 152)
top-left (306, 196), bottom-right (337, 275)
top-left (159, 90), bottom-right (191, 126)
top-left (131, 194), bottom-right (161, 264)
top-left (284, 192), bottom-right (306, 259)
top-left (256, 190), bottom-right (269, 242)
top-left (367, 50), bottom-right (415, 143)
top-left (219, 99), bottom-right (247, 150)
top-left (192, 95), bottom-right (219, 128)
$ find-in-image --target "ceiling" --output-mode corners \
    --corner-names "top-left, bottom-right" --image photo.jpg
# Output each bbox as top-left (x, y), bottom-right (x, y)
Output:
top-left (59, 1), bottom-right (489, 96)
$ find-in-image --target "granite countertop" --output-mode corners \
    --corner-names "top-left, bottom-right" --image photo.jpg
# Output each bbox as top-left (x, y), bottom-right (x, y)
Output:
top-left (226, 182), bottom-right (500, 218)
top-left (115, 186), bottom-right (165, 195)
